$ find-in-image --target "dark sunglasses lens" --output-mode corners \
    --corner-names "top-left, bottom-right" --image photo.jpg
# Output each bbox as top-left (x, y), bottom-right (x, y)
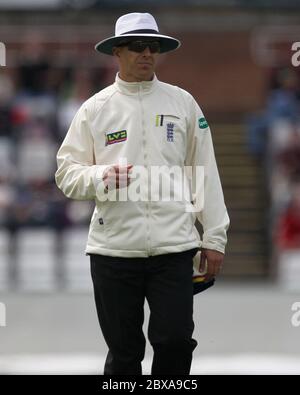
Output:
top-left (128, 41), bottom-right (160, 53)
top-left (149, 42), bottom-right (160, 53)
top-left (128, 42), bottom-right (144, 52)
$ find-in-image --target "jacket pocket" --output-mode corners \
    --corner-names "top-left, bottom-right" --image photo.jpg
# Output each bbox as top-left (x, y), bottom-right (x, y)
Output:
top-left (99, 201), bottom-right (147, 251)
top-left (88, 206), bottom-right (108, 247)
top-left (150, 200), bottom-right (196, 247)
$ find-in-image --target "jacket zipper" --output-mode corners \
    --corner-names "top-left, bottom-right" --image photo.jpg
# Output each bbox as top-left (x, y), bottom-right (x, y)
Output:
top-left (138, 85), bottom-right (152, 256)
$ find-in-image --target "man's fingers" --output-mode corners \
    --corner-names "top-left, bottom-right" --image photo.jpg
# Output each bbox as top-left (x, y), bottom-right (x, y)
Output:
top-left (116, 174), bottom-right (131, 188)
top-left (203, 260), bottom-right (223, 281)
top-left (104, 164), bottom-right (133, 190)
top-left (107, 174), bottom-right (131, 189)
top-left (111, 164), bottom-right (133, 173)
top-left (198, 251), bottom-right (207, 274)
top-left (207, 261), bottom-right (222, 276)
top-left (199, 249), bottom-right (224, 282)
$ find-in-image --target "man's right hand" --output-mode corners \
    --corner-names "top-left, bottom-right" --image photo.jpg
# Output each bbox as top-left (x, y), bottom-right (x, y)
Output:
top-left (102, 164), bottom-right (133, 191)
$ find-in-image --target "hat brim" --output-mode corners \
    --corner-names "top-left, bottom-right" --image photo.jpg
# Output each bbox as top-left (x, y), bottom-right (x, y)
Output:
top-left (95, 33), bottom-right (181, 55)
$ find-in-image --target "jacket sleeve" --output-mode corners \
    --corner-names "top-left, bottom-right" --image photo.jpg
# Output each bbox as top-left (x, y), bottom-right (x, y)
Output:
top-left (55, 102), bottom-right (108, 201)
top-left (185, 94), bottom-right (230, 254)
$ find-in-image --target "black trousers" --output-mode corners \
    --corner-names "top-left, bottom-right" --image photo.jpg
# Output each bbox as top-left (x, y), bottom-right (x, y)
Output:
top-left (90, 248), bottom-right (198, 375)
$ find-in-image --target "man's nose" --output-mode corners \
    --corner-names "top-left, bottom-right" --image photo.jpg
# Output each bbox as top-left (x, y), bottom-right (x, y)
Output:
top-left (142, 46), bottom-right (152, 56)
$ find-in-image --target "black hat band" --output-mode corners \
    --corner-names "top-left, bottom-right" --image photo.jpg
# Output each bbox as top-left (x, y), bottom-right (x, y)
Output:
top-left (121, 29), bottom-right (160, 35)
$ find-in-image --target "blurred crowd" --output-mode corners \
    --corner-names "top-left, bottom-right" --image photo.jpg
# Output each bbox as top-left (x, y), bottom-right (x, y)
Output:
top-left (246, 68), bottom-right (300, 263)
top-left (0, 41), bottom-right (115, 234)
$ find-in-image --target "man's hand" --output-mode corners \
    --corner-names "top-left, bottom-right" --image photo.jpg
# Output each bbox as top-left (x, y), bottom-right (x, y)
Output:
top-left (199, 248), bottom-right (224, 281)
top-left (102, 164), bottom-right (133, 191)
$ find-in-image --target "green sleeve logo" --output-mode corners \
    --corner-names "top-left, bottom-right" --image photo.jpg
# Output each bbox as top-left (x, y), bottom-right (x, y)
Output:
top-left (198, 117), bottom-right (208, 129)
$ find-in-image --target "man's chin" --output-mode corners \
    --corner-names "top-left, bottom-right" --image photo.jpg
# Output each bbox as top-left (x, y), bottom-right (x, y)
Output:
top-left (136, 70), bottom-right (154, 81)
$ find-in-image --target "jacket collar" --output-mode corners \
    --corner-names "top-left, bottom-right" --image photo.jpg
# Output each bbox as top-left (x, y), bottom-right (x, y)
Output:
top-left (115, 72), bottom-right (158, 95)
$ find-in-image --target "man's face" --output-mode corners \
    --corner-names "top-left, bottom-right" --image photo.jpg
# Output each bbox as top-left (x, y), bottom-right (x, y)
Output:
top-left (113, 40), bottom-right (160, 82)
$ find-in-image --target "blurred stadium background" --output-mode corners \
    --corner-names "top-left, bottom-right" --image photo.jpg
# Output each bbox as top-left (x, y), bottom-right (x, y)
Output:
top-left (1, 0), bottom-right (300, 375)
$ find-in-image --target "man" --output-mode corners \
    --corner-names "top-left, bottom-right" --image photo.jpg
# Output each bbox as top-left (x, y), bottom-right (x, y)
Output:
top-left (55, 12), bottom-right (230, 375)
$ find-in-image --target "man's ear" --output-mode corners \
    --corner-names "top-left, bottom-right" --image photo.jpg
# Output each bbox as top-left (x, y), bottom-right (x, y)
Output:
top-left (112, 47), bottom-right (121, 57)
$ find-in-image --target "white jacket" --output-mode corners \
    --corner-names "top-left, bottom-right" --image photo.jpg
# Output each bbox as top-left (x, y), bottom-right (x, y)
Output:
top-left (55, 74), bottom-right (230, 257)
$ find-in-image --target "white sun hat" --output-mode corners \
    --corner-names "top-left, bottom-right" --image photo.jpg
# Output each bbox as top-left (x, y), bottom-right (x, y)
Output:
top-left (95, 12), bottom-right (181, 55)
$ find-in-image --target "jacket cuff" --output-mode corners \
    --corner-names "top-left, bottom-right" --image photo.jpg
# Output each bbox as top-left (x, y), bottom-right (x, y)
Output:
top-left (201, 241), bottom-right (226, 254)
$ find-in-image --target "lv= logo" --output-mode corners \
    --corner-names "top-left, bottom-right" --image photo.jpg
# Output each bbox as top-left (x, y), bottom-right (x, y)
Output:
top-left (105, 130), bottom-right (127, 145)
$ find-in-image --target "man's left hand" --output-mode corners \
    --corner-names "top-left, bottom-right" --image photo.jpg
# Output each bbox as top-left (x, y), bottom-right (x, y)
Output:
top-left (199, 248), bottom-right (224, 281)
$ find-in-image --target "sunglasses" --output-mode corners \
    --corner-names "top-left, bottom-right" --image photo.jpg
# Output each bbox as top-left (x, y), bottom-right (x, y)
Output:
top-left (117, 40), bottom-right (161, 54)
